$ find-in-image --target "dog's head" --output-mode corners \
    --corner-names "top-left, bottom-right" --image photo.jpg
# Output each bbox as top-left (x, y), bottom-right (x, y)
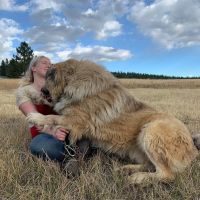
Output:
top-left (41, 59), bottom-right (77, 104)
top-left (42, 59), bottom-right (119, 105)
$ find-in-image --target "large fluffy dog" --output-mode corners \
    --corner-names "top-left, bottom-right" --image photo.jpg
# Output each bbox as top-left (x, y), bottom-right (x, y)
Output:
top-left (28, 59), bottom-right (198, 184)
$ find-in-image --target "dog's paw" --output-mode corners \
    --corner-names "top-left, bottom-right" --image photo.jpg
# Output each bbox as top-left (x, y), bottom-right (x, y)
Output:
top-left (127, 172), bottom-right (152, 186)
top-left (114, 164), bottom-right (144, 176)
top-left (26, 112), bottom-right (47, 126)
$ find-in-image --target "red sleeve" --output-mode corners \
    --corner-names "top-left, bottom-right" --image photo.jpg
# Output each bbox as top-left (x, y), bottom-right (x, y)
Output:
top-left (29, 104), bottom-right (57, 138)
top-left (35, 104), bottom-right (57, 115)
top-left (30, 126), bottom-right (40, 138)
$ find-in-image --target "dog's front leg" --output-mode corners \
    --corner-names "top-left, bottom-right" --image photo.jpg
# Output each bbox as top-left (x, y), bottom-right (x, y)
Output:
top-left (50, 116), bottom-right (85, 144)
top-left (27, 113), bottom-right (85, 144)
top-left (26, 112), bottom-right (57, 126)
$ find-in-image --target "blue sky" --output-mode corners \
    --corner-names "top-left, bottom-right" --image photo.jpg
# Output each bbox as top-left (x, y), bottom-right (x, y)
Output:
top-left (0, 0), bottom-right (200, 77)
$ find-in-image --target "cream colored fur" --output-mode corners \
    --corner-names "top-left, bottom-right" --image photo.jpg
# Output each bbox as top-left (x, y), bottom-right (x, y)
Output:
top-left (27, 59), bottom-right (198, 185)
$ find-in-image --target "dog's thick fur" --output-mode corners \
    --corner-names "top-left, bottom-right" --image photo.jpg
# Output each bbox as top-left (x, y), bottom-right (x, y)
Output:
top-left (28, 59), bottom-right (198, 184)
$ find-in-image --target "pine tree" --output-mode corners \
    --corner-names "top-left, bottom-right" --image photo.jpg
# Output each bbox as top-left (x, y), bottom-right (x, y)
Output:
top-left (6, 58), bottom-right (21, 78)
top-left (5, 41), bottom-right (34, 78)
top-left (0, 60), bottom-right (6, 76)
top-left (14, 41), bottom-right (34, 75)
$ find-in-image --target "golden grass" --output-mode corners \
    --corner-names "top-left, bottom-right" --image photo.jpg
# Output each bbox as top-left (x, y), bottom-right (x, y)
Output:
top-left (0, 78), bottom-right (200, 200)
top-left (0, 79), bottom-right (20, 90)
top-left (120, 78), bottom-right (200, 89)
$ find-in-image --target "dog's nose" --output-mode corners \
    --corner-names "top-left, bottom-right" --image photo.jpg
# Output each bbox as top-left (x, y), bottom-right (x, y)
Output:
top-left (41, 87), bottom-right (50, 96)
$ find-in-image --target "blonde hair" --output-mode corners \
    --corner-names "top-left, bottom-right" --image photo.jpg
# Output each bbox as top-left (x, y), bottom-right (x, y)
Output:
top-left (20, 55), bottom-right (50, 86)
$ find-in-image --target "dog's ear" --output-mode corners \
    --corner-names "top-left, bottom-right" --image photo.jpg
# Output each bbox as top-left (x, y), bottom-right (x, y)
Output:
top-left (64, 59), bottom-right (77, 75)
top-left (62, 67), bottom-right (75, 85)
top-left (62, 61), bottom-right (77, 82)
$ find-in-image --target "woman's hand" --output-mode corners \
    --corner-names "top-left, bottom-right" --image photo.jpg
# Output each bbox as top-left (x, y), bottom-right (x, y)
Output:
top-left (36, 125), bottom-right (69, 141)
top-left (54, 127), bottom-right (69, 141)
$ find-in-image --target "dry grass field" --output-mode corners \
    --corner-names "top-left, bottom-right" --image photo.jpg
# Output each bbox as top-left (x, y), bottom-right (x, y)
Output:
top-left (0, 78), bottom-right (200, 200)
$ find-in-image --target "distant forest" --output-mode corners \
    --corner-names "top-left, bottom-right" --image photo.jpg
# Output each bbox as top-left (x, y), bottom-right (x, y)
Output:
top-left (111, 72), bottom-right (200, 79)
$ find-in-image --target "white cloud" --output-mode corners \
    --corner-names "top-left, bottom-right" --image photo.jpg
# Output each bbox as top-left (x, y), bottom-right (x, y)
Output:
top-left (97, 0), bottom-right (130, 16)
top-left (83, 8), bottom-right (97, 16)
top-left (0, 1), bottom-right (133, 63)
top-left (96, 20), bottom-right (122, 40)
top-left (24, 0), bottom-right (127, 52)
top-left (0, 18), bottom-right (23, 61)
top-left (11, 0), bottom-right (128, 43)
top-left (128, 0), bottom-right (200, 49)
top-left (24, 24), bottom-right (85, 51)
top-left (30, 0), bottom-right (62, 12)
top-left (34, 51), bottom-right (55, 61)
top-left (78, 0), bottom-right (131, 37)
top-left (56, 44), bottom-right (132, 62)
top-left (0, 0), bottom-right (28, 11)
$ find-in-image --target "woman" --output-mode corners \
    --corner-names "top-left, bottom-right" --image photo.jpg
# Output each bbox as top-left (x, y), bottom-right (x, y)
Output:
top-left (16, 56), bottom-right (92, 168)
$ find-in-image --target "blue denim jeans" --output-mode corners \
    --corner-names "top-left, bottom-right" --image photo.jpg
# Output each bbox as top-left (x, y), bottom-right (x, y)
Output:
top-left (29, 133), bottom-right (65, 162)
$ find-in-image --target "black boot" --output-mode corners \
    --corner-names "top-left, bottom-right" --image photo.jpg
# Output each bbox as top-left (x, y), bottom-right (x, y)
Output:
top-left (192, 134), bottom-right (200, 150)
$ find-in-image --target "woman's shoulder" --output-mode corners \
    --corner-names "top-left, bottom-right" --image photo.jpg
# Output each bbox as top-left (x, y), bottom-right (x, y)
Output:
top-left (16, 84), bottom-right (39, 98)
top-left (17, 84), bottom-right (37, 93)
top-left (16, 84), bottom-right (51, 106)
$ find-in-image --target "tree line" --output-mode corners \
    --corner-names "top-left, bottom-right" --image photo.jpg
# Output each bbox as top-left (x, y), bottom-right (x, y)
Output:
top-left (0, 41), bottom-right (34, 78)
top-left (0, 41), bottom-right (199, 79)
top-left (111, 72), bottom-right (199, 79)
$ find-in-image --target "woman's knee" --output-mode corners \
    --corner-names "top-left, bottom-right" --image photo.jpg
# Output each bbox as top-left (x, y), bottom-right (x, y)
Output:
top-left (29, 133), bottom-right (65, 161)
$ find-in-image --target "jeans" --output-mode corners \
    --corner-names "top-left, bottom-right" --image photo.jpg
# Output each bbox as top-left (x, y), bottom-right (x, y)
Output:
top-left (29, 133), bottom-right (65, 162)
top-left (29, 133), bottom-right (94, 162)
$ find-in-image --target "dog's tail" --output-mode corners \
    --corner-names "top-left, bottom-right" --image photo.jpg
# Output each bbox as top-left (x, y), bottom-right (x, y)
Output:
top-left (192, 134), bottom-right (200, 150)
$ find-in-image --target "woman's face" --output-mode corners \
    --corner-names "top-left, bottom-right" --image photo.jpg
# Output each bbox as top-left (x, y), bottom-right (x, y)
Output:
top-left (32, 57), bottom-right (52, 78)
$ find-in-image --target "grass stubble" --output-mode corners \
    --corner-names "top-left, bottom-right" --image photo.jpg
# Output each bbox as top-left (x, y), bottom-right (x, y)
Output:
top-left (0, 78), bottom-right (200, 200)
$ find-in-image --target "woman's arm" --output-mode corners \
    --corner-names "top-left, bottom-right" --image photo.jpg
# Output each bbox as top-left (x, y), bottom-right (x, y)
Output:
top-left (19, 101), bottom-right (37, 116)
top-left (19, 101), bottom-right (69, 140)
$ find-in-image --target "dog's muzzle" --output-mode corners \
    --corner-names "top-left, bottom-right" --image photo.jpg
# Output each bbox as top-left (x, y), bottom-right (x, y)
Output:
top-left (41, 87), bottom-right (52, 102)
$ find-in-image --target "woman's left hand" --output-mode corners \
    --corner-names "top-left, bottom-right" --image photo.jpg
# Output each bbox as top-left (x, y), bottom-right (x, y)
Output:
top-left (54, 127), bottom-right (69, 141)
